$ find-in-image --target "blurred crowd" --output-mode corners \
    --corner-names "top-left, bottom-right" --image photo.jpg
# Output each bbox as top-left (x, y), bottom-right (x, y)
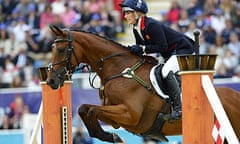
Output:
top-left (0, 0), bottom-right (124, 88)
top-left (160, 0), bottom-right (240, 79)
top-left (0, 94), bottom-right (29, 130)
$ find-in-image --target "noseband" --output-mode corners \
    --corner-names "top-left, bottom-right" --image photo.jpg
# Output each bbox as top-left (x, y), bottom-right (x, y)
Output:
top-left (48, 29), bottom-right (79, 80)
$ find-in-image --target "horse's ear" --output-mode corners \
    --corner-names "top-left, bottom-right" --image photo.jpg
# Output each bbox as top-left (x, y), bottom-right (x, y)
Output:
top-left (49, 25), bottom-right (63, 36)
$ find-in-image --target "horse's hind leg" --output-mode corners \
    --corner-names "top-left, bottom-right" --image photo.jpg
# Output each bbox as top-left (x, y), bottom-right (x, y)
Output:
top-left (78, 104), bottom-right (123, 143)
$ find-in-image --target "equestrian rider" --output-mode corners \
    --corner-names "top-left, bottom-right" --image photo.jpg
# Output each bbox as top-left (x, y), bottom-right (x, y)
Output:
top-left (119, 0), bottom-right (195, 120)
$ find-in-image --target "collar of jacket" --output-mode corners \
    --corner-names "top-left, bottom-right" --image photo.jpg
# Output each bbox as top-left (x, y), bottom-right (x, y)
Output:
top-left (140, 16), bottom-right (145, 30)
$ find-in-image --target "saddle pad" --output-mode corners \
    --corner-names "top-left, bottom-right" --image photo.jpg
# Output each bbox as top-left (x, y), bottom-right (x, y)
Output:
top-left (150, 65), bottom-right (169, 99)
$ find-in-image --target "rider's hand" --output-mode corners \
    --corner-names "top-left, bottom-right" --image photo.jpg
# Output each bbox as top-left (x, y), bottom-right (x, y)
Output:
top-left (131, 45), bottom-right (144, 55)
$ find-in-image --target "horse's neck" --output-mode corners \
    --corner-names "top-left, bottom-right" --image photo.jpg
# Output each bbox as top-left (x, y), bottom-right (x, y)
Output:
top-left (74, 32), bottom-right (141, 79)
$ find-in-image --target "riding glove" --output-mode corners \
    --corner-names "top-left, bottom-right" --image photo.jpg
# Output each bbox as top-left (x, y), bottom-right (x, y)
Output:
top-left (131, 45), bottom-right (144, 55)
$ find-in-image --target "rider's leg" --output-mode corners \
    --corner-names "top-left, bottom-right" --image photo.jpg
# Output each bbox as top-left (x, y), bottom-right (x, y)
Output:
top-left (161, 55), bottom-right (182, 119)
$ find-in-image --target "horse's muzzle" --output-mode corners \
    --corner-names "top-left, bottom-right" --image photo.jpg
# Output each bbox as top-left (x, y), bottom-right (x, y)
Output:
top-left (46, 73), bottom-right (64, 89)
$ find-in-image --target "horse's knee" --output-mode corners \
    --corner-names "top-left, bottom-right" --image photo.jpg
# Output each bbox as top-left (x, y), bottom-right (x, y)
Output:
top-left (78, 104), bottom-right (89, 116)
top-left (87, 107), bottom-right (97, 117)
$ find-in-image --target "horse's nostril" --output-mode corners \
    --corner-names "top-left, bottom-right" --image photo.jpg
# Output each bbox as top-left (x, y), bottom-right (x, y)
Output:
top-left (47, 79), bottom-right (55, 85)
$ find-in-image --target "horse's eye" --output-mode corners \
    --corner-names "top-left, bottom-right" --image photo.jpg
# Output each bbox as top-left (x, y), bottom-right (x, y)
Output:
top-left (57, 48), bottom-right (66, 54)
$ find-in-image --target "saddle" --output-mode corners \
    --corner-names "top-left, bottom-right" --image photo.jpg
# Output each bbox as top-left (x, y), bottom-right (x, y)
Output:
top-left (150, 64), bottom-right (169, 99)
top-left (150, 64), bottom-right (181, 99)
top-left (143, 64), bottom-right (181, 142)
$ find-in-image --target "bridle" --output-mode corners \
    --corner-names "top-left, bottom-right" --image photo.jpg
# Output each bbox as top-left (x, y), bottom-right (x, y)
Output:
top-left (47, 29), bottom-right (79, 80)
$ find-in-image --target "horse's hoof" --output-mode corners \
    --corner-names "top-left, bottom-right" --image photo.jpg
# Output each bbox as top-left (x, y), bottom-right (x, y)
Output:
top-left (112, 133), bottom-right (123, 143)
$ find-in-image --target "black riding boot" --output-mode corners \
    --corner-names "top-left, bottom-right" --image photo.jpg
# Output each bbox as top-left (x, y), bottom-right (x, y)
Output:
top-left (165, 71), bottom-right (182, 120)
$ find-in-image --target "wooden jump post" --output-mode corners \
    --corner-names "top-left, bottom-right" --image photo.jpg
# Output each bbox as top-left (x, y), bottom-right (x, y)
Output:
top-left (177, 30), bottom-right (217, 144)
top-left (30, 67), bottom-right (73, 144)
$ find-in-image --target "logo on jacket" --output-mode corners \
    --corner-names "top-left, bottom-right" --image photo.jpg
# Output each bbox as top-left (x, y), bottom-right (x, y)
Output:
top-left (136, 0), bottom-right (142, 8)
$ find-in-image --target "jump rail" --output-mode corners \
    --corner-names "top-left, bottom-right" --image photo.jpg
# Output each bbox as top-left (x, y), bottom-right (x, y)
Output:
top-left (178, 29), bottom-right (239, 144)
top-left (202, 75), bottom-right (239, 144)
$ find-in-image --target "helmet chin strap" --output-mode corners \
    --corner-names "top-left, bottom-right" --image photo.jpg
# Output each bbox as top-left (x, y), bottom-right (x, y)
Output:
top-left (133, 11), bottom-right (140, 26)
top-left (134, 11), bottom-right (140, 20)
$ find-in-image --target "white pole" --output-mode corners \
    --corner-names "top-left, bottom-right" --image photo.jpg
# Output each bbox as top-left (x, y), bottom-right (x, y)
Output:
top-left (201, 75), bottom-right (239, 144)
top-left (29, 102), bottom-right (43, 144)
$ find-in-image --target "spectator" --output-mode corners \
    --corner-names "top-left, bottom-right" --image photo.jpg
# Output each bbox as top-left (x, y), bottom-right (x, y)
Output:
top-left (99, 3), bottom-right (117, 38)
top-left (184, 21), bottom-right (197, 40)
top-left (105, 0), bottom-right (124, 33)
top-left (227, 32), bottom-right (240, 59)
top-left (178, 9), bottom-right (191, 33)
top-left (160, 11), bottom-right (171, 26)
top-left (24, 29), bottom-right (42, 60)
top-left (213, 48), bottom-right (238, 78)
top-left (202, 19), bottom-right (217, 44)
top-left (51, 14), bottom-right (65, 28)
top-left (5, 8), bottom-right (20, 30)
top-left (11, 75), bottom-right (25, 88)
top-left (70, 17), bottom-right (83, 30)
top-left (36, 0), bottom-right (47, 14)
top-left (2, 31), bottom-right (21, 59)
top-left (203, 0), bottom-right (218, 16)
top-left (230, 3), bottom-right (240, 30)
top-left (25, 73), bottom-right (40, 88)
top-left (0, 23), bottom-right (9, 45)
top-left (13, 42), bottom-right (34, 69)
top-left (60, 2), bottom-right (77, 28)
top-left (221, 19), bottom-right (235, 44)
top-left (232, 65), bottom-right (240, 81)
top-left (0, 46), bottom-right (6, 68)
top-left (219, 0), bottom-right (234, 19)
top-left (25, 3), bottom-right (41, 42)
top-left (8, 94), bottom-right (29, 129)
top-left (84, 13), bottom-right (106, 36)
top-left (0, 113), bottom-right (13, 129)
top-left (85, 0), bottom-right (104, 14)
top-left (1, 0), bottom-right (18, 21)
top-left (186, 0), bottom-right (202, 20)
top-left (209, 35), bottom-right (228, 57)
top-left (199, 34), bottom-right (211, 54)
top-left (39, 4), bottom-right (55, 30)
top-left (79, 1), bottom-right (93, 26)
top-left (12, 16), bottom-right (31, 42)
top-left (210, 8), bottom-right (226, 34)
top-left (167, 0), bottom-right (182, 24)
top-left (193, 9), bottom-right (206, 29)
top-left (14, 0), bottom-right (34, 16)
top-left (38, 25), bottom-right (54, 54)
top-left (51, 0), bottom-right (66, 15)
top-left (1, 55), bottom-right (19, 88)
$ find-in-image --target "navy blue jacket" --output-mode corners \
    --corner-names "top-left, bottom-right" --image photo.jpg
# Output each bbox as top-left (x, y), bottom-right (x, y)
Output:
top-left (134, 16), bottom-right (194, 59)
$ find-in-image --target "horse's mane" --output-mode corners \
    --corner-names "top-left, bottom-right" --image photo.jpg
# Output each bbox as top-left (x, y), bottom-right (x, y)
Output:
top-left (70, 29), bottom-right (159, 64)
top-left (71, 29), bottom-right (129, 50)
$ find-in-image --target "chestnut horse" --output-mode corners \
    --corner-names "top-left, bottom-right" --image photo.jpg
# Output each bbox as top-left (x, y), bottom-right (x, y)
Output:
top-left (46, 25), bottom-right (240, 143)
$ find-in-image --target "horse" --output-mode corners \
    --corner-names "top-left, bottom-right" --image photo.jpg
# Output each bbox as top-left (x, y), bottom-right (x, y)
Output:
top-left (46, 25), bottom-right (240, 143)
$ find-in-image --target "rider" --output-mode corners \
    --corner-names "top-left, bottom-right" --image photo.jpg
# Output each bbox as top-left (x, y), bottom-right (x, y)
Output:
top-left (119, 0), bottom-right (195, 120)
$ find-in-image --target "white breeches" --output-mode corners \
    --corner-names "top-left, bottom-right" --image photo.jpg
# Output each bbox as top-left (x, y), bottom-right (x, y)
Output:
top-left (161, 55), bottom-right (180, 78)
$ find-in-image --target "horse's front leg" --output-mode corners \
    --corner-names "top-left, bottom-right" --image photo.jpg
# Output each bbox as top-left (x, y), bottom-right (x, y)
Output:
top-left (87, 104), bottom-right (142, 126)
top-left (78, 104), bottom-right (123, 143)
